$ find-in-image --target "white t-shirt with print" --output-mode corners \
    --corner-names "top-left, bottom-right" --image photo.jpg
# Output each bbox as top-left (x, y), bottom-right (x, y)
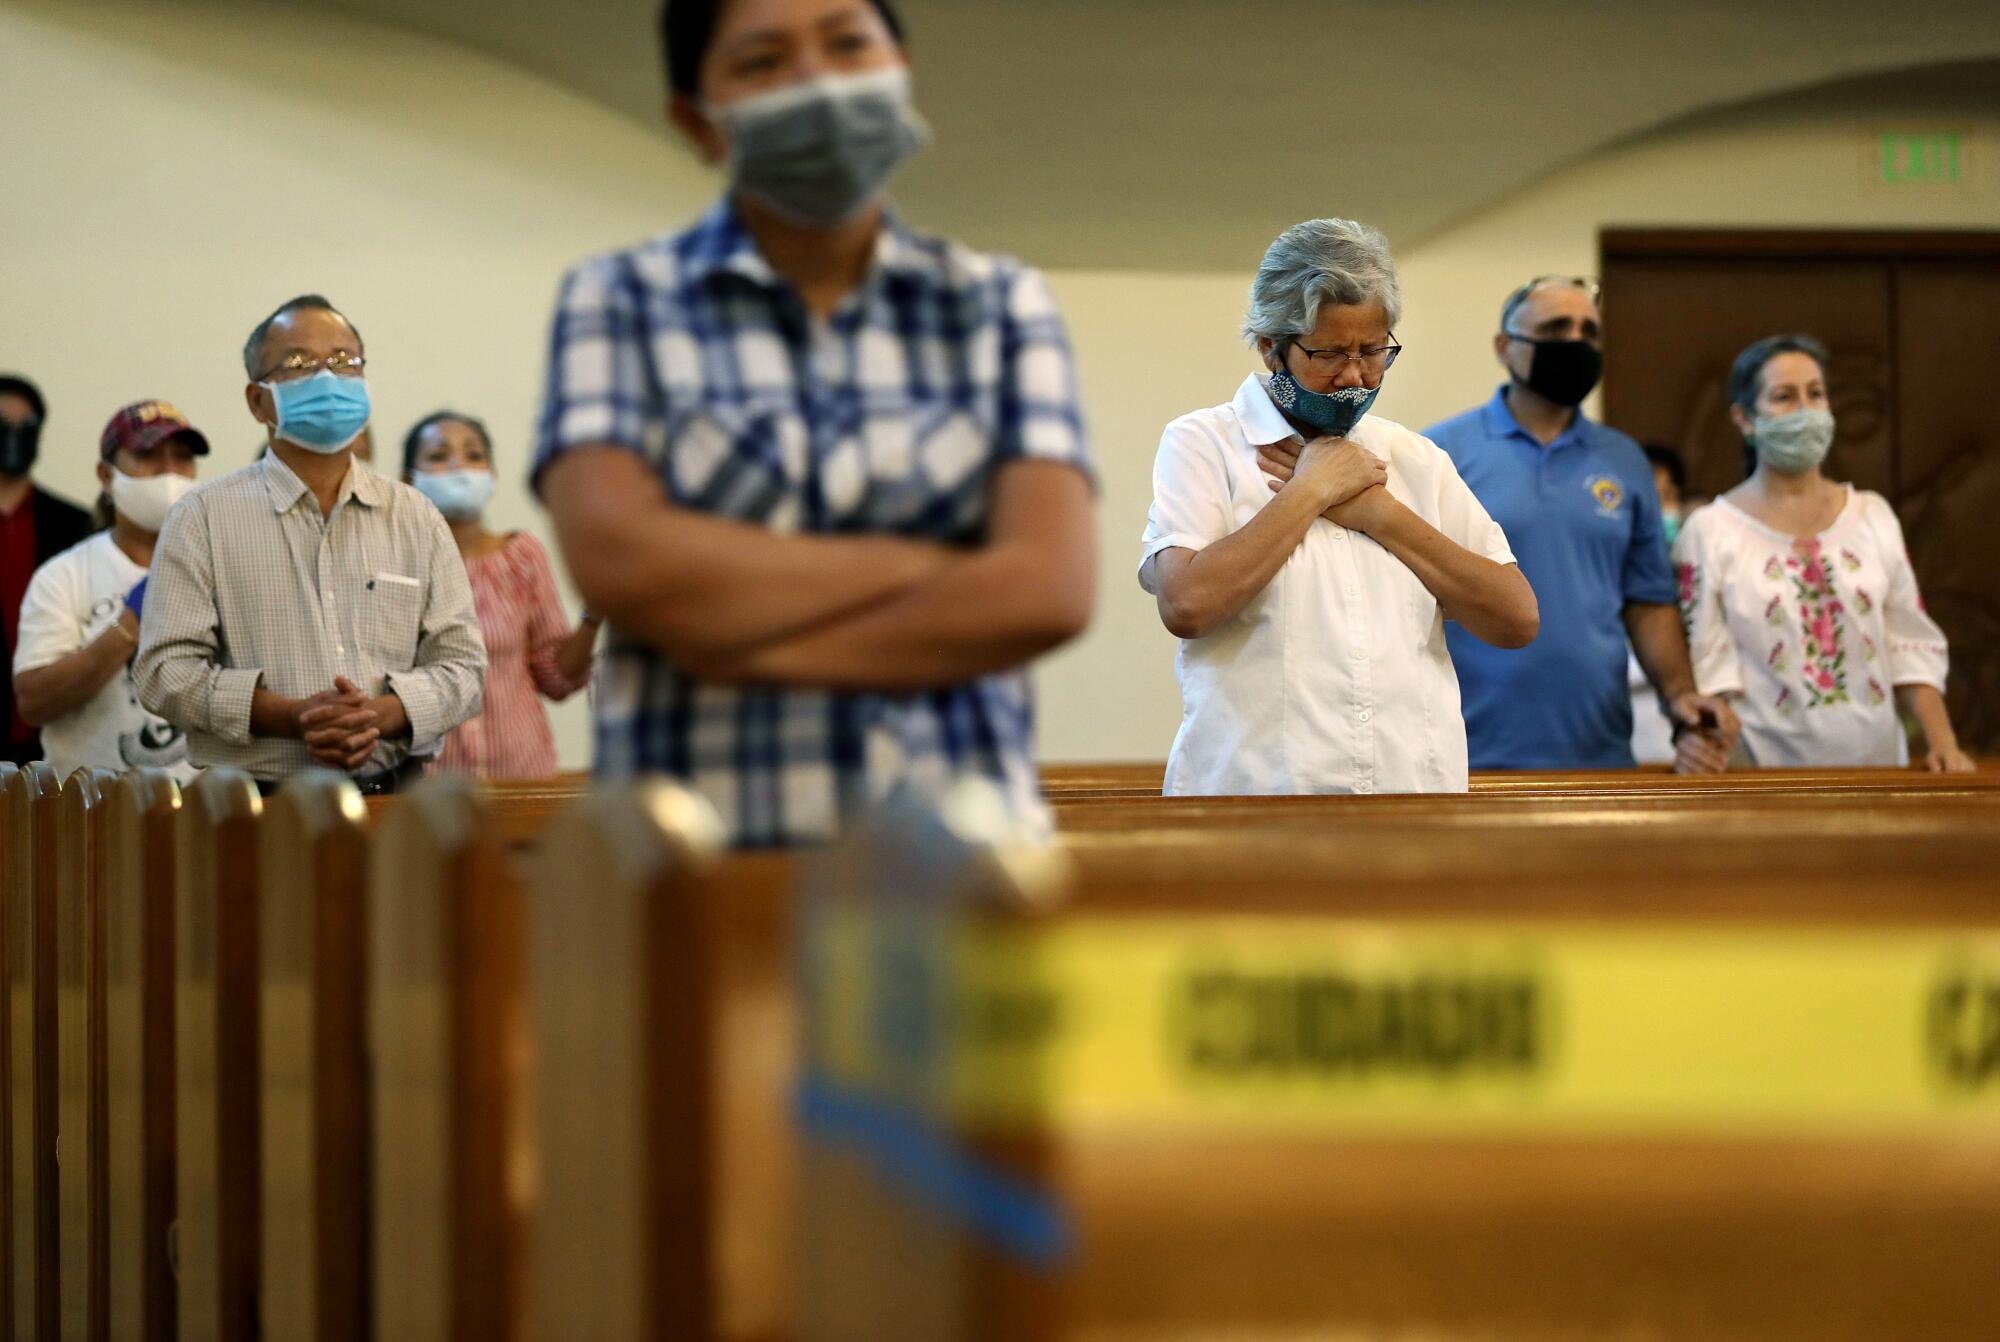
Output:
top-left (13, 532), bottom-right (195, 780)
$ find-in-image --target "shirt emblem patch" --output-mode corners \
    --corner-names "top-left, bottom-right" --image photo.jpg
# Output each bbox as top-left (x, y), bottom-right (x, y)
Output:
top-left (1585, 474), bottom-right (1624, 516)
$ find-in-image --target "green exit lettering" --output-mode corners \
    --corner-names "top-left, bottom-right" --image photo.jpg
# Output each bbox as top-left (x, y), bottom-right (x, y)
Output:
top-left (1880, 133), bottom-right (1965, 186)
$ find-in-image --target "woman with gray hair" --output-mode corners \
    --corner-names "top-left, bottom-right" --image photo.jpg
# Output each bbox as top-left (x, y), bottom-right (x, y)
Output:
top-left (1140, 218), bottom-right (1539, 795)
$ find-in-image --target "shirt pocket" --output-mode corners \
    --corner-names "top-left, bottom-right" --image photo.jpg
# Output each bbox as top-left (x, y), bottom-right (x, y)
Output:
top-left (361, 574), bottom-right (424, 667)
top-left (855, 401), bottom-right (996, 538)
top-left (662, 404), bottom-right (807, 530)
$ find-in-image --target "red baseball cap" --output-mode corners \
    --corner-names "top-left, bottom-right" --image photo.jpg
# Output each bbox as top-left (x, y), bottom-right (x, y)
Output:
top-left (100, 400), bottom-right (211, 461)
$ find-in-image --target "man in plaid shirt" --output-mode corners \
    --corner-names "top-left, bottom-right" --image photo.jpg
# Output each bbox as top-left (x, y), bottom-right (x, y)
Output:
top-left (534, 0), bottom-right (1096, 846)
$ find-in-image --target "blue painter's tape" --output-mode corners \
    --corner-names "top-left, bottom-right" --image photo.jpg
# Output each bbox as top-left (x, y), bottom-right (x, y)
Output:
top-left (795, 1072), bottom-right (1076, 1269)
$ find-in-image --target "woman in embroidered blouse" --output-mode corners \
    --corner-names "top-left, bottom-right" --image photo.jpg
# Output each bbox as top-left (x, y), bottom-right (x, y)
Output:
top-left (404, 411), bottom-right (600, 777)
top-left (1673, 335), bottom-right (1974, 770)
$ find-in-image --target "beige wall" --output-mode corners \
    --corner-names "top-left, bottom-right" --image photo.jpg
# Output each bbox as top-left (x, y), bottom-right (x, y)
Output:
top-left (5, 2), bottom-right (1996, 767)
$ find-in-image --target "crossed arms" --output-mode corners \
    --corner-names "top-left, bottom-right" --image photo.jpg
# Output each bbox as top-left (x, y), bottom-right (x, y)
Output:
top-left (538, 447), bottom-right (1095, 690)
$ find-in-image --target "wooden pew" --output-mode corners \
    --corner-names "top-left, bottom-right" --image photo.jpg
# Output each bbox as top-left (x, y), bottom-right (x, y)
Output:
top-left (514, 775), bottom-right (2000, 1342)
top-left (4, 763), bottom-right (60, 1341)
top-left (1051, 785), bottom-right (2000, 838)
top-left (1039, 760), bottom-right (2000, 800)
top-left (795, 798), bottom-right (2000, 1341)
top-left (54, 768), bottom-right (117, 1342)
top-left (527, 783), bottom-right (794, 1342)
top-left (259, 774), bottom-right (370, 1342)
top-left (369, 778), bottom-right (529, 1342)
top-left (103, 770), bottom-right (182, 1342)
top-left (361, 773), bottom-right (589, 852)
top-left (175, 769), bottom-right (265, 1342)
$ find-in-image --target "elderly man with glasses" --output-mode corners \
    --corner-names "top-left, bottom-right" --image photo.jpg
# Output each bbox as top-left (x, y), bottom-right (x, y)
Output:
top-left (136, 295), bottom-right (485, 794)
top-left (1424, 276), bottom-right (1739, 774)
top-left (1141, 218), bottom-right (1539, 797)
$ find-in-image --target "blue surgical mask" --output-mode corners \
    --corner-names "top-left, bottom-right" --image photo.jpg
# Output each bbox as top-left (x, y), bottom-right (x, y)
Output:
top-left (412, 468), bottom-right (494, 522)
top-left (1266, 369), bottom-right (1379, 439)
top-left (263, 371), bottom-right (372, 454)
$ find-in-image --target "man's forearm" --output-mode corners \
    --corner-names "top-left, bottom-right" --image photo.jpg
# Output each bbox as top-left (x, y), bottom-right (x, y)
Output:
top-left (712, 541), bottom-right (1090, 690)
top-left (250, 688), bottom-right (301, 739)
top-left (1626, 602), bottom-right (1698, 700)
top-left (543, 449), bottom-right (957, 658)
top-left (14, 624), bottom-right (135, 726)
top-left (368, 692), bottom-right (411, 742)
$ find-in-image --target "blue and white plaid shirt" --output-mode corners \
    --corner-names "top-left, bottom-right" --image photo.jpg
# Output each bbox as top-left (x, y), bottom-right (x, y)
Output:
top-left (534, 200), bottom-right (1091, 846)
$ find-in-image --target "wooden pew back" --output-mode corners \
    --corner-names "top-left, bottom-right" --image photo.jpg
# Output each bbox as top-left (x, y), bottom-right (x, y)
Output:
top-left (4, 763), bottom-right (59, 1342)
top-left (54, 769), bottom-right (116, 1342)
top-left (797, 796), bottom-right (2000, 1342)
top-left (174, 769), bottom-right (265, 1342)
top-left (527, 784), bottom-right (794, 1342)
top-left (369, 778), bottom-right (528, 1342)
top-left (103, 769), bottom-right (182, 1342)
top-left (260, 775), bottom-right (371, 1342)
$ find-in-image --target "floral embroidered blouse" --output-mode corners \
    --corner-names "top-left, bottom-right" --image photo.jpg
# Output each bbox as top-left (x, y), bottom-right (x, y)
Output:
top-left (1673, 488), bottom-right (1948, 767)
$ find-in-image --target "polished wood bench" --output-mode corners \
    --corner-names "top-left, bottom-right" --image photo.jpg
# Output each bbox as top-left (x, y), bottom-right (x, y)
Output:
top-left (1040, 760), bottom-right (2000, 800)
top-left (797, 797), bottom-right (2000, 1341)
top-left (11, 764), bottom-right (2000, 1342)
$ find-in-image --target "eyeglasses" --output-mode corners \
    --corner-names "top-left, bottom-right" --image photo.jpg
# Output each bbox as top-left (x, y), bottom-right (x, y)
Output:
top-left (255, 350), bottom-right (367, 383)
top-left (1290, 335), bottom-right (1402, 374)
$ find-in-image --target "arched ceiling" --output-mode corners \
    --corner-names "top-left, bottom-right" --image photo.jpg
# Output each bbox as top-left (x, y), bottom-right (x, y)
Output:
top-left (308, 1), bottom-right (2000, 267)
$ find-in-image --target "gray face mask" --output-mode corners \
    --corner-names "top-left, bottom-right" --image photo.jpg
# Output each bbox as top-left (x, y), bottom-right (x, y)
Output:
top-left (1751, 408), bottom-right (1835, 475)
top-left (709, 67), bottom-right (929, 228)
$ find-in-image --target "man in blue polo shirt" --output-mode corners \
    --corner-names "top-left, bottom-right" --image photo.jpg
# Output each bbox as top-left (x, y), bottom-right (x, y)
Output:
top-left (1426, 277), bottom-right (1738, 771)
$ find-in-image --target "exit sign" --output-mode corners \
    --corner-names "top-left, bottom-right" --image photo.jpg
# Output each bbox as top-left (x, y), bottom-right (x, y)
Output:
top-left (1877, 132), bottom-right (1967, 187)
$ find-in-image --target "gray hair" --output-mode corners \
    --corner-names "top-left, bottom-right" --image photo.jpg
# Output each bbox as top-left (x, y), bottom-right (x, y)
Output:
top-left (1241, 218), bottom-right (1402, 351)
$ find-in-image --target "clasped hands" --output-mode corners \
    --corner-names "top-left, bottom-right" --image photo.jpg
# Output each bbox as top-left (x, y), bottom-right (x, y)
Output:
top-left (293, 676), bottom-right (405, 771)
top-left (1258, 436), bottom-right (1395, 531)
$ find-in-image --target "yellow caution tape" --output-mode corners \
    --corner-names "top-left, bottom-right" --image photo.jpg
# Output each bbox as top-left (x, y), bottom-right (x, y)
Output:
top-left (810, 916), bottom-right (2000, 1136)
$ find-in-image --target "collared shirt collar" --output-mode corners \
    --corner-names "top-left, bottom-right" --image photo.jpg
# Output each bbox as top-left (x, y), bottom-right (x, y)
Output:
top-left (1231, 373), bottom-right (1303, 448)
top-left (681, 195), bottom-right (939, 293)
top-left (1480, 384), bottom-right (1592, 451)
top-left (260, 448), bottom-right (386, 513)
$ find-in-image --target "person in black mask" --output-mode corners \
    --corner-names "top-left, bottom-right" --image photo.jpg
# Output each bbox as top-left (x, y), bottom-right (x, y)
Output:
top-left (530, 0), bottom-right (1097, 845)
top-left (1424, 279), bottom-right (1738, 773)
top-left (0, 374), bottom-right (98, 766)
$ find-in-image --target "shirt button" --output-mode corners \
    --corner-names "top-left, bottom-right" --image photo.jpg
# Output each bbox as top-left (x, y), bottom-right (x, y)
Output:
top-left (1354, 780), bottom-right (1374, 795)
top-left (1357, 708), bottom-right (1373, 723)
top-left (1344, 584), bottom-right (1358, 597)
top-left (1349, 647), bottom-right (1367, 660)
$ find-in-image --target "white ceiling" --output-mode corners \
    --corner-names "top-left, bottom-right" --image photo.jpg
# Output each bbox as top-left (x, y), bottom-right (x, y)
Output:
top-left (313, 0), bottom-right (2000, 268)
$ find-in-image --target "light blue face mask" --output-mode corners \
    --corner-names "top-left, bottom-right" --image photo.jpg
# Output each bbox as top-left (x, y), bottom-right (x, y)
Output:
top-left (263, 371), bottom-right (372, 454)
top-left (1751, 408), bottom-right (1835, 475)
top-left (412, 468), bottom-right (495, 522)
top-left (1266, 368), bottom-right (1380, 439)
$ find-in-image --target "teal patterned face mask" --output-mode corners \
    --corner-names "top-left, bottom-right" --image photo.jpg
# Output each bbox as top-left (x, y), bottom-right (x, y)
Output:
top-left (1662, 510), bottom-right (1683, 546)
top-left (1266, 369), bottom-right (1379, 439)
top-left (1751, 409), bottom-right (1835, 474)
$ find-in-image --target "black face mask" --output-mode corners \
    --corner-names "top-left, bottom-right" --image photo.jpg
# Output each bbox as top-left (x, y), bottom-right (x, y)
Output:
top-left (0, 421), bottom-right (39, 478)
top-left (1510, 337), bottom-right (1603, 408)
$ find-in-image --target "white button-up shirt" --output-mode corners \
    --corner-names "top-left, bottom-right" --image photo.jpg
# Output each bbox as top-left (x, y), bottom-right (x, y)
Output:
top-left (1140, 374), bottom-right (1516, 796)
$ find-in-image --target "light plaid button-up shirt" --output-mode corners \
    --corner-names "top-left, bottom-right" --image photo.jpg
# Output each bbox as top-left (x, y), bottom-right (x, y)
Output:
top-left (136, 453), bottom-right (486, 781)
top-left (534, 200), bottom-right (1092, 846)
